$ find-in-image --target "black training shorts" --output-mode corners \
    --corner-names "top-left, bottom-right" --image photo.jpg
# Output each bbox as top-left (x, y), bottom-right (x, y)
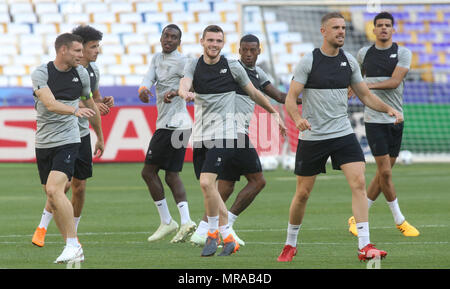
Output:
top-left (294, 133), bottom-right (365, 176)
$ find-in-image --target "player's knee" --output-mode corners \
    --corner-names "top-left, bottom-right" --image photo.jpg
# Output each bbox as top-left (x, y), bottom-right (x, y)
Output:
top-left (141, 167), bottom-right (156, 182)
top-left (295, 189), bottom-right (310, 204)
top-left (255, 177), bottom-right (266, 192)
top-left (45, 185), bottom-right (62, 204)
top-left (164, 171), bottom-right (179, 185)
top-left (378, 168), bottom-right (392, 182)
top-left (199, 179), bottom-right (215, 194)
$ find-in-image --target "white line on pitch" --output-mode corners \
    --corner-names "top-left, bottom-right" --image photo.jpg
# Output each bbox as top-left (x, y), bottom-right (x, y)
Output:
top-left (0, 224), bottom-right (447, 239)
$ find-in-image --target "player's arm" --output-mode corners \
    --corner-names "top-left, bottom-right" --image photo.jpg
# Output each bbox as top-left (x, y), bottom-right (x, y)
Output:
top-left (178, 77), bottom-right (196, 102)
top-left (82, 96), bottom-right (104, 157)
top-left (243, 82), bottom-right (286, 136)
top-left (79, 67), bottom-right (104, 157)
top-left (35, 87), bottom-right (95, 118)
top-left (138, 55), bottom-right (157, 103)
top-left (92, 90), bottom-right (114, 115)
top-left (366, 66), bottom-right (409, 90)
top-left (263, 84), bottom-right (302, 105)
top-left (178, 59), bottom-right (197, 102)
top-left (351, 81), bottom-right (403, 124)
top-left (285, 80), bottom-right (310, 131)
top-left (263, 84), bottom-right (286, 103)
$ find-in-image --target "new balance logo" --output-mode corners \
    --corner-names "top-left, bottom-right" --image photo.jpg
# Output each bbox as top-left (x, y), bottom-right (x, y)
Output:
top-left (220, 69), bottom-right (228, 74)
top-left (390, 54), bottom-right (397, 58)
top-left (72, 77), bottom-right (79, 82)
top-left (90, 72), bottom-right (94, 77)
top-left (340, 62), bottom-right (347, 67)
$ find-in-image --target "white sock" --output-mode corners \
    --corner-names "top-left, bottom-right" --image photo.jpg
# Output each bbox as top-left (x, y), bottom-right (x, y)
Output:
top-left (195, 220), bottom-right (209, 236)
top-left (367, 198), bottom-right (374, 209)
top-left (74, 216), bottom-right (81, 233)
top-left (207, 215), bottom-right (219, 234)
top-left (66, 237), bottom-right (80, 248)
top-left (387, 198), bottom-right (405, 225)
top-left (356, 222), bottom-right (370, 249)
top-left (154, 199), bottom-right (172, 225)
top-left (176, 201), bottom-right (191, 225)
top-left (38, 208), bottom-right (53, 229)
top-left (228, 211), bottom-right (238, 228)
top-left (285, 223), bottom-right (301, 247)
top-left (219, 224), bottom-right (231, 240)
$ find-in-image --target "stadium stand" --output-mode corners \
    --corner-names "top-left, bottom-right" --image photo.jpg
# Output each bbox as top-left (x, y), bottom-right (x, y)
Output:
top-left (0, 0), bottom-right (447, 89)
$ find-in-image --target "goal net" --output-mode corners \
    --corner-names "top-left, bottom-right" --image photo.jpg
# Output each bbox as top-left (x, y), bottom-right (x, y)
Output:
top-left (240, 0), bottom-right (450, 166)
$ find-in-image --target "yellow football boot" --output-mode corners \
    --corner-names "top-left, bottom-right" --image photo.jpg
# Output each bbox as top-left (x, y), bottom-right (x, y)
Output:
top-left (396, 220), bottom-right (420, 237)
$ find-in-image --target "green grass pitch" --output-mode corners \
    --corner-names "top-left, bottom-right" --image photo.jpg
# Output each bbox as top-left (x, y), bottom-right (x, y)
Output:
top-left (0, 162), bottom-right (449, 269)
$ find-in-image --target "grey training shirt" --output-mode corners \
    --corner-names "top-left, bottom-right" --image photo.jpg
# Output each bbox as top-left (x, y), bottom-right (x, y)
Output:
top-left (292, 49), bottom-right (364, 140)
top-left (140, 50), bottom-right (192, 131)
top-left (31, 63), bottom-right (91, 148)
top-left (357, 44), bottom-right (411, 123)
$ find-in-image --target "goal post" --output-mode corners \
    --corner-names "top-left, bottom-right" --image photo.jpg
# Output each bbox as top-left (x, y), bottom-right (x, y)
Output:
top-left (240, 0), bottom-right (450, 165)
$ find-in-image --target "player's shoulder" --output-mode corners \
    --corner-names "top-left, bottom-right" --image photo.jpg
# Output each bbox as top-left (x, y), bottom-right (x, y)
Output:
top-left (255, 65), bottom-right (266, 74)
top-left (397, 44), bottom-right (412, 55)
top-left (75, 64), bottom-right (89, 76)
top-left (342, 49), bottom-right (357, 61)
top-left (226, 57), bottom-right (244, 71)
top-left (32, 63), bottom-right (48, 73)
top-left (31, 63), bottom-right (49, 78)
top-left (357, 45), bottom-right (372, 56)
top-left (89, 61), bottom-right (99, 70)
top-left (226, 57), bottom-right (239, 66)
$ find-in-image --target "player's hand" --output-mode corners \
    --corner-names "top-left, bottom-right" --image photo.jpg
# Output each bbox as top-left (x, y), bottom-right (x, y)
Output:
top-left (272, 112), bottom-right (287, 137)
top-left (96, 102), bottom-right (110, 116)
top-left (183, 91), bottom-right (196, 102)
top-left (295, 118), bottom-right (311, 132)
top-left (139, 88), bottom-right (153, 103)
top-left (75, 107), bottom-right (96, 118)
top-left (348, 86), bottom-right (356, 99)
top-left (103, 96), bottom-right (114, 108)
top-left (389, 109), bottom-right (404, 124)
top-left (164, 90), bottom-right (178, 103)
top-left (93, 139), bottom-right (104, 158)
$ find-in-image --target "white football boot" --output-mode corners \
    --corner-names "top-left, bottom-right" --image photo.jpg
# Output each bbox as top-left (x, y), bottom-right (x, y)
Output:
top-left (147, 219), bottom-right (179, 242)
top-left (54, 245), bottom-right (84, 264)
top-left (230, 227), bottom-right (245, 246)
top-left (171, 220), bottom-right (197, 243)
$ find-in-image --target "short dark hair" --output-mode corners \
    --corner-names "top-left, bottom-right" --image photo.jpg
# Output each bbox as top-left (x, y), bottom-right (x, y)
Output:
top-left (321, 12), bottom-right (345, 25)
top-left (162, 24), bottom-right (182, 39)
top-left (374, 11), bottom-right (395, 26)
top-left (240, 34), bottom-right (260, 46)
top-left (54, 33), bottom-right (83, 51)
top-left (202, 25), bottom-right (223, 39)
top-left (72, 25), bottom-right (103, 44)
